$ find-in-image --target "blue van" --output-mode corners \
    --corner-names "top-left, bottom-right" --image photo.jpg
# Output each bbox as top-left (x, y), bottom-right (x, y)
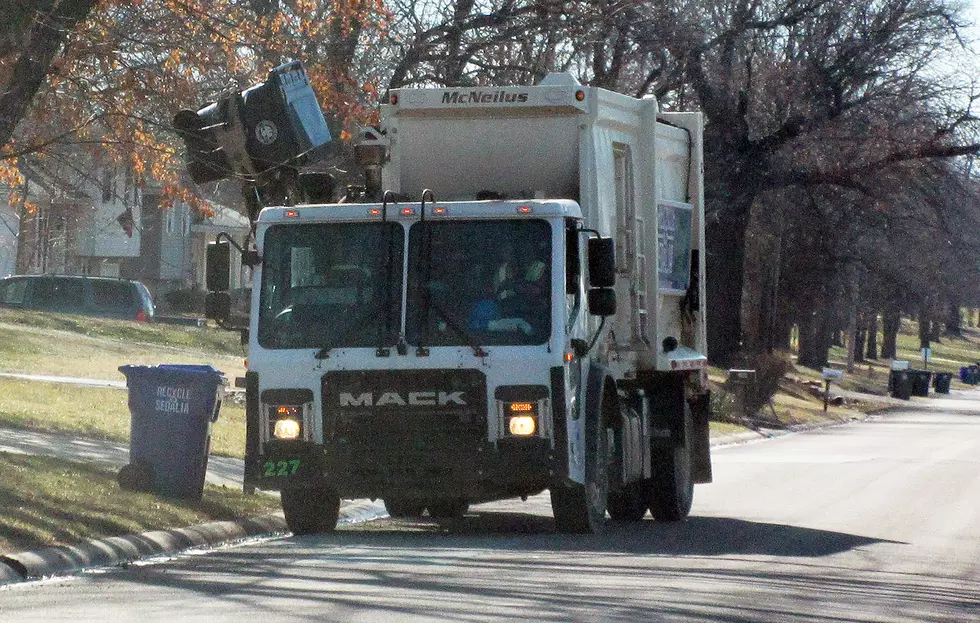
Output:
top-left (0, 275), bottom-right (155, 322)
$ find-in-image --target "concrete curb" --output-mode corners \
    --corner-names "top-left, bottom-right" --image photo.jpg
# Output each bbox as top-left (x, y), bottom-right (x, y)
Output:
top-left (0, 513), bottom-right (287, 586)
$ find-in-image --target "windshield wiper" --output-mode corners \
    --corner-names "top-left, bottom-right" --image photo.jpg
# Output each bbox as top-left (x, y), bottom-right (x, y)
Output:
top-left (427, 300), bottom-right (488, 358)
top-left (314, 303), bottom-right (384, 359)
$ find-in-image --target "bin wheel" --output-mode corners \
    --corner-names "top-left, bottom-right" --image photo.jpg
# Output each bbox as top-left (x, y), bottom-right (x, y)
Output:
top-left (118, 462), bottom-right (153, 492)
top-left (384, 497), bottom-right (426, 518)
top-left (281, 485), bottom-right (340, 535)
top-left (426, 498), bottom-right (469, 519)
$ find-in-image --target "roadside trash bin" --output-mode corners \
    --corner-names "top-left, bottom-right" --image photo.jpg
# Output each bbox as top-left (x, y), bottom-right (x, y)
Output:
top-left (117, 364), bottom-right (225, 500)
top-left (933, 372), bottom-right (952, 394)
top-left (889, 370), bottom-right (911, 400)
top-left (960, 366), bottom-right (969, 383)
top-left (970, 365), bottom-right (980, 385)
top-left (908, 369), bottom-right (932, 397)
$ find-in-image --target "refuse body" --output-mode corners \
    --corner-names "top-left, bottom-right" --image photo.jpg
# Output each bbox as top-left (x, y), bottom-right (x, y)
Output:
top-left (933, 372), bottom-right (952, 394)
top-left (117, 364), bottom-right (225, 499)
top-left (908, 369), bottom-right (932, 398)
top-left (889, 370), bottom-right (911, 400)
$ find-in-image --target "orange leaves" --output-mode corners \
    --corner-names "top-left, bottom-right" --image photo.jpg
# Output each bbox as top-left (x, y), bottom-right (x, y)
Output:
top-left (9, 0), bottom-right (388, 213)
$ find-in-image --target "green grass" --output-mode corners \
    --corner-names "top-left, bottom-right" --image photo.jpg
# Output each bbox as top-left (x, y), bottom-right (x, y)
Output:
top-left (0, 308), bottom-right (246, 380)
top-left (0, 377), bottom-right (246, 458)
top-left (0, 307), bottom-right (243, 353)
top-left (0, 453), bottom-right (278, 554)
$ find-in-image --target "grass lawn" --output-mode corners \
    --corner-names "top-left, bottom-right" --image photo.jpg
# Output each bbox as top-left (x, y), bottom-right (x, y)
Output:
top-left (0, 453), bottom-right (278, 554)
top-left (0, 308), bottom-right (246, 380)
top-left (0, 377), bottom-right (247, 458)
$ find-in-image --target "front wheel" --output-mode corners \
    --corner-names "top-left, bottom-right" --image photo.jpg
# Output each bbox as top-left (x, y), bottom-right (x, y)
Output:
top-left (281, 485), bottom-right (340, 535)
top-left (551, 427), bottom-right (610, 534)
top-left (383, 497), bottom-right (426, 518)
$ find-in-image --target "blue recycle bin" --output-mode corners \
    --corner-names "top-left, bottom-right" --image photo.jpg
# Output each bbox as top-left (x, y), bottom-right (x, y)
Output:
top-left (118, 364), bottom-right (225, 499)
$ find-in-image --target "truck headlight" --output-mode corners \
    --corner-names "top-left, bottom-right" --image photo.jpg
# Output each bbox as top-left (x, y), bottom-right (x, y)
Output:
top-left (273, 417), bottom-right (302, 440)
top-left (508, 415), bottom-right (537, 436)
top-left (506, 402), bottom-right (537, 436)
top-left (264, 403), bottom-right (310, 442)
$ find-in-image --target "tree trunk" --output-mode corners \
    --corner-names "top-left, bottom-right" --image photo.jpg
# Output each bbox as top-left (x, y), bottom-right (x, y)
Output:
top-left (845, 266), bottom-right (859, 373)
top-left (946, 302), bottom-right (962, 336)
top-left (705, 211), bottom-right (749, 366)
top-left (0, 0), bottom-right (100, 150)
top-left (918, 307), bottom-right (931, 351)
top-left (854, 327), bottom-right (866, 363)
top-left (865, 311), bottom-right (878, 360)
top-left (881, 308), bottom-right (900, 359)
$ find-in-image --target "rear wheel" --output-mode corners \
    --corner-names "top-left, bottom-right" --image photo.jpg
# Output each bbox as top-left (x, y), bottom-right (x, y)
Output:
top-left (426, 498), bottom-right (469, 519)
top-left (281, 485), bottom-right (340, 535)
top-left (383, 496), bottom-right (426, 518)
top-left (646, 402), bottom-right (694, 521)
top-left (606, 482), bottom-right (648, 521)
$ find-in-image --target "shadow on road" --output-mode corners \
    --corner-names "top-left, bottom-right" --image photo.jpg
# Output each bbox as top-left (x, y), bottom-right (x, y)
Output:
top-left (93, 512), bottom-right (961, 623)
top-left (316, 511), bottom-right (901, 558)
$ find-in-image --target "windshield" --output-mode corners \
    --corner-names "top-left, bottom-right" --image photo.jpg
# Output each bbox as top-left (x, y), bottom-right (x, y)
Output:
top-left (407, 219), bottom-right (552, 346)
top-left (258, 222), bottom-right (403, 349)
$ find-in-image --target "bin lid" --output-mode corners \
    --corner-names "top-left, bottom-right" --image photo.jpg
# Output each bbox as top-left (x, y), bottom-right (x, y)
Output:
top-left (119, 364), bottom-right (226, 383)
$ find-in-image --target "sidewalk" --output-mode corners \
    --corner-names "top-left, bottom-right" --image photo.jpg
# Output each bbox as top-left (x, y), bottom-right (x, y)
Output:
top-left (0, 427), bottom-right (245, 489)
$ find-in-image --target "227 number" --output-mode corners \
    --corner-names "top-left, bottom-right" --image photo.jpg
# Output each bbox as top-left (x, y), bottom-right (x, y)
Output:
top-left (263, 459), bottom-right (301, 477)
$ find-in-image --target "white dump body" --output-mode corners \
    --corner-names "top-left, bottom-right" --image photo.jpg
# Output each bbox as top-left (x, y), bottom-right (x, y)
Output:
top-left (382, 76), bottom-right (707, 372)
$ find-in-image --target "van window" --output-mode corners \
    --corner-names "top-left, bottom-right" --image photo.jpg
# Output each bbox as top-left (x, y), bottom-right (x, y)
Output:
top-left (32, 278), bottom-right (86, 313)
top-left (91, 280), bottom-right (137, 312)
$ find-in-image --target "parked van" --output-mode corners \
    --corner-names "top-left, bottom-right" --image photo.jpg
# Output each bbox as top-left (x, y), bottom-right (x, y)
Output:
top-left (0, 275), bottom-right (155, 322)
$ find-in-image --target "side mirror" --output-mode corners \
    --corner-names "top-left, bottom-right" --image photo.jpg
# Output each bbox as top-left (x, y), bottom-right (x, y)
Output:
top-left (588, 237), bottom-right (615, 288)
top-left (206, 241), bottom-right (231, 292)
top-left (588, 287), bottom-right (616, 317)
top-left (205, 292), bottom-right (231, 323)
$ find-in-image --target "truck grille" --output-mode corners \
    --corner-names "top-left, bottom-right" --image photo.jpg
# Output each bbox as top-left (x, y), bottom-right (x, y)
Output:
top-left (321, 369), bottom-right (487, 451)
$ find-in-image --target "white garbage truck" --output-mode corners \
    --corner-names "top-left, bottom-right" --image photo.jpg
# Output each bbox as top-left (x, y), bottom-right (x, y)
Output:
top-left (203, 72), bottom-right (711, 534)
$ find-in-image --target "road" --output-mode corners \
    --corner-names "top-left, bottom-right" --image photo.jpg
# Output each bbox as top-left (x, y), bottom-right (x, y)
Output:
top-left (2, 394), bottom-right (979, 622)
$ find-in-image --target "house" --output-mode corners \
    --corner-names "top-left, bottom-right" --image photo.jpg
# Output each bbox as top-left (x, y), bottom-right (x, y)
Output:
top-left (3, 157), bottom-right (250, 310)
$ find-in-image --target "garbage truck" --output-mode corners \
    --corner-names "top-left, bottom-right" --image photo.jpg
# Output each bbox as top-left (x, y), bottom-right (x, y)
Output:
top-left (199, 70), bottom-right (711, 534)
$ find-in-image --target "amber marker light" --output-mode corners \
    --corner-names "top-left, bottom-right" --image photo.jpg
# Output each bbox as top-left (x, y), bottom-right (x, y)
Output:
top-left (434, 206), bottom-right (447, 215)
top-left (401, 207), bottom-right (415, 216)
top-left (390, 93), bottom-right (399, 105)
top-left (564, 351), bottom-right (575, 362)
top-left (369, 208), bottom-right (381, 216)
top-left (509, 402), bottom-right (534, 413)
top-left (284, 209), bottom-right (300, 218)
top-left (517, 205), bottom-right (532, 214)
top-left (575, 90), bottom-right (585, 101)
top-left (509, 416), bottom-right (536, 436)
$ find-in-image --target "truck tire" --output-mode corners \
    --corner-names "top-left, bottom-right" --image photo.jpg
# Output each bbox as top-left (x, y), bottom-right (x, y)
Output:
top-left (281, 485), bottom-right (340, 535)
top-left (426, 498), bottom-right (469, 519)
top-left (646, 402), bottom-right (694, 521)
top-left (606, 483), bottom-right (648, 521)
top-left (383, 497), bottom-right (426, 518)
top-left (551, 425), bottom-right (609, 534)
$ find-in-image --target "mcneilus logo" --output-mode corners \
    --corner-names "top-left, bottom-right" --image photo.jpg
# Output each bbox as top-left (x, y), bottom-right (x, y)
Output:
top-left (441, 90), bottom-right (529, 104)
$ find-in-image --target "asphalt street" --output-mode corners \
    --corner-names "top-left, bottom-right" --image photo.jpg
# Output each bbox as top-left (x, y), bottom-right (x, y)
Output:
top-left (2, 392), bottom-right (979, 622)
